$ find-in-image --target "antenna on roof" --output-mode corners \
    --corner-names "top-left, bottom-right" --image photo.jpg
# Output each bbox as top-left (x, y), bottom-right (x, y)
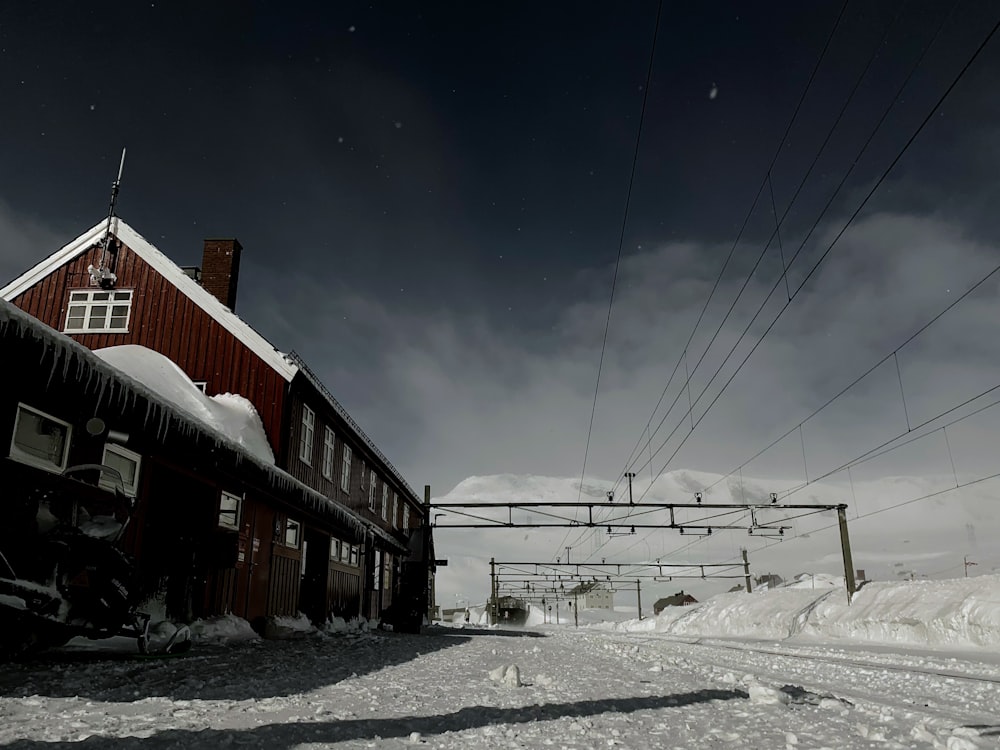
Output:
top-left (90, 147), bottom-right (126, 289)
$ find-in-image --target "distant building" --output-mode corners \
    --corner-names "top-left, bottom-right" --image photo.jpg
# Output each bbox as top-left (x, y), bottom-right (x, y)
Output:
top-left (653, 591), bottom-right (698, 613)
top-left (567, 581), bottom-right (613, 610)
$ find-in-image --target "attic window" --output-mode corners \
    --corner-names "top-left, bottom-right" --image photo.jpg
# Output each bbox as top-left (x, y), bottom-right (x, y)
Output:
top-left (64, 289), bottom-right (133, 333)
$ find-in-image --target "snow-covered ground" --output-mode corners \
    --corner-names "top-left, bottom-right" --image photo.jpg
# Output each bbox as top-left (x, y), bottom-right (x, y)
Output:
top-left (2, 577), bottom-right (999, 749)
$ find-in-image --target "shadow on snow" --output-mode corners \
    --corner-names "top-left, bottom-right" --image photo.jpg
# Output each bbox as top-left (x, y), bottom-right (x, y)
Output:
top-left (0, 630), bottom-right (500, 702)
top-left (0, 688), bottom-right (749, 748)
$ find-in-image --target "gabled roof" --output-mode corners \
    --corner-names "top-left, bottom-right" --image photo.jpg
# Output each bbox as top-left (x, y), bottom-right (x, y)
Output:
top-left (568, 581), bottom-right (609, 596)
top-left (0, 217), bottom-right (298, 381)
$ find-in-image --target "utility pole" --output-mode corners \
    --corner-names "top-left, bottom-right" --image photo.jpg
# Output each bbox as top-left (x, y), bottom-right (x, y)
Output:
top-left (964, 555), bottom-right (977, 577)
top-left (742, 548), bottom-right (752, 593)
top-left (573, 593), bottom-right (579, 627)
top-left (837, 505), bottom-right (857, 604)
top-left (565, 546), bottom-right (571, 564)
top-left (625, 472), bottom-right (636, 505)
top-left (636, 579), bottom-right (642, 620)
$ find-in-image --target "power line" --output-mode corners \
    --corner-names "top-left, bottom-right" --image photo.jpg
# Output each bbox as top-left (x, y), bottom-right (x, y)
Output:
top-left (563, 0), bottom-right (663, 560)
top-left (612, 0), bottom-right (853, 493)
top-left (567, 1), bottom-right (855, 560)
top-left (702, 260), bottom-right (1000, 496)
top-left (627, 4), bottom-right (996, 497)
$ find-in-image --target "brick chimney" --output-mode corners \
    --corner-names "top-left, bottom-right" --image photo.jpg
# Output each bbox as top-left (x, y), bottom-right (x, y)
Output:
top-left (201, 238), bottom-right (243, 311)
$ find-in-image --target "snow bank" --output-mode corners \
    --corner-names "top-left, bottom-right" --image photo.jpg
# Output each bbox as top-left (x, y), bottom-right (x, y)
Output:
top-left (93, 345), bottom-right (274, 464)
top-left (188, 614), bottom-right (261, 644)
top-left (611, 574), bottom-right (1000, 650)
top-left (264, 612), bottom-right (316, 638)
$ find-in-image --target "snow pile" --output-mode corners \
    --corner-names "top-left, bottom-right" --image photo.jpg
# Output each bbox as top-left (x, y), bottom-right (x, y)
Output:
top-left (93, 345), bottom-right (275, 464)
top-left (322, 616), bottom-right (375, 634)
top-left (610, 574), bottom-right (1000, 649)
top-left (488, 663), bottom-right (523, 687)
top-left (264, 612), bottom-right (316, 639)
top-left (803, 576), bottom-right (1000, 647)
top-left (188, 614), bottom-right (261, 644)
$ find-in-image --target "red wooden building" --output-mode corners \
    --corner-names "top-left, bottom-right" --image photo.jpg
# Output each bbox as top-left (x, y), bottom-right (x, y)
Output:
top-left (1, 217), bottom-right (428, 627)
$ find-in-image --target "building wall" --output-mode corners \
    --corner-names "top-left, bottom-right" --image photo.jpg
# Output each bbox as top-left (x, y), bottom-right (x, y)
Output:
top-left (8, 241), bottom-right (287, 454)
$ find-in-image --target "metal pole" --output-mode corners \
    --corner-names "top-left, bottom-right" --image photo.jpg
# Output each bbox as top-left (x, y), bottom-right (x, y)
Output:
top-left (626, 472), bottom-right (635, 505)
top-left (490, 557), bottom-right (496, 625)
top-left (742, 548), bottom-right (752, 593)
top-left (574, 593), bottom-right (578, 627)
top-left (556, 601), bottom-right (559, 624)
top-left (837, 505), bottom-right (857, 604)
top-left (636, 579), bottom-right (642, 620)
top-left (424, 484), bottom-right (434, 623)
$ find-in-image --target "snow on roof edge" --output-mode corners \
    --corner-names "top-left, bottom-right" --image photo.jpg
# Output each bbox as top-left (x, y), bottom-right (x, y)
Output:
top-left (0, 299), bottom-right (403, 551)
top-left (0, 218), bottom-right (298, 382)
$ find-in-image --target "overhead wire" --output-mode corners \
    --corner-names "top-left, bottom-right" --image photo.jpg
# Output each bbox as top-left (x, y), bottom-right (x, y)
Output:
top-left (626, 0), bottom-right (986, 498)
top-left (581, 0), bottom-right (906, 562)
top-left (559, 0), bottom-right (663, 561)
top-left (611, 0), bottom-right (853, 495)
top-left (601, 1), bottom-right (993, 566)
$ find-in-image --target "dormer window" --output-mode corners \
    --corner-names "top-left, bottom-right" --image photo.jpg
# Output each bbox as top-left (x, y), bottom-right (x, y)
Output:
top-left (64, 289), bottom-right (133, 333)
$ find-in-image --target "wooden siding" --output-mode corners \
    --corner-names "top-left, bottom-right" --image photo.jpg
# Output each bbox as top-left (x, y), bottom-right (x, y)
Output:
top-left (267, 548), bottom-right (301, 616)
top-left (286, 390), bottom-right (421, 539)
top-left (328, 564), bottom-right (363, 619)
top-left (9, 241), bottom-right (287, 455)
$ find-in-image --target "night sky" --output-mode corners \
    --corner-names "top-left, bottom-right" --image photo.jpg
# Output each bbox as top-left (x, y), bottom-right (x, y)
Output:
top-left (4, 0), bottom-right (1000, 519)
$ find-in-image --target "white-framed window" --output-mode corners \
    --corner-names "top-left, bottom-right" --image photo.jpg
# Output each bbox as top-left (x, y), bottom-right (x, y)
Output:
top-left (360, 460), bottom-right (366, 490)
top-left (64, 289), bottom-right (133, 333)
top-left (299, 405), bottom-right (315, 465)
top-left (340, 538), bottom-right (351, 563)
top-left (368, 471), bottom-right (377, 511)
top-left (99, 443), bottom-right (142, 496)
top-left (340, 444), bottom-right (352, 492)
top-left (322, 427), bottom-right (336, 480)
top-left (381, 484), bottom-right (388, 520)
top-left (284, 518), bottom-right (301, 548)
top-left (373, 550), bottom-right (382, 589)
top-left (193, 381), bottom-right (208, 393)
top-left (9, 403), bottom-right (71, 473)
top-left (392, 493), bottom-right (399, 528)
top-left (218, 491), bottom-right (242, 530)
top-left (331, 538), bottom-right (341, 560)
top-left (402, 505), bottom-right (409, 531)
top-left (349, 544), bottom-right (359, 567)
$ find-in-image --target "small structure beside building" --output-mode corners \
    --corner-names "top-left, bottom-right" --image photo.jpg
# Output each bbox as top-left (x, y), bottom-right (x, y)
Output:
top-left (652, 591), bottom-right (698, 614)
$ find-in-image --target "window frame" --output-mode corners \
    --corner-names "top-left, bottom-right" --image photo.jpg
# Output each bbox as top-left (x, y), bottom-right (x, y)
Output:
top-left (63, 289), bottom-right (133, 333)
top-left (392, 493), bottom-right (399, 529)
top-left (218, 490), bottom-right (243, 531)
top-left (299, 404), bottom-right (315, 466)
top-left (402, 504), bottom-right (409, 531)
top-left (9, 403), bottom-right (72, 474)
top-left (340, 444), bottom-right (352, 493)
top-left (99, 443), bottom-right (142, 497)
top-left (368, 471), bottom-right (377, 511)
top-left (381, 484), bottom-right (388, 520)
top-left (284, 518), bottom-right (301, 548)
top-left (321, 426), bottom-right (336, 480)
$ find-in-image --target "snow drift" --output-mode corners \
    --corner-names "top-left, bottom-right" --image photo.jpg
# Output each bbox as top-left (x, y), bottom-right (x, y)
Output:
top-left (608, 573), bottom-right (1000, 649)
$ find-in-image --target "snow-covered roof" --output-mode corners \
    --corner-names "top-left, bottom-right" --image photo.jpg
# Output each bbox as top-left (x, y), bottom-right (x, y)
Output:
top-left (0, 217), bottom-right (298, 382)
top-left (0, 299), bottom-right (404, 552)
top-left (94, 344), bottom-right (276, 465)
